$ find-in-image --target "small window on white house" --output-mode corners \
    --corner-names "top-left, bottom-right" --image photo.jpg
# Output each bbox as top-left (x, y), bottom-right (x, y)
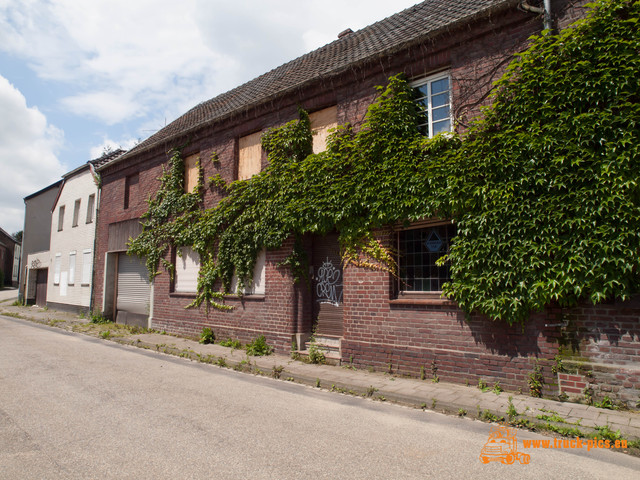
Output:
top-left (72, 199), bottom-right (81, 227)
top-left (309, 106), bottom-right (338, 154)
top-left (68, 251), bottom-right (76, 285)
top-left (82, 249), bottom-right (93, 285)
top-left (174, 246), bottom-right (200, 293)
top-left (412, 73), bottom-right (452, 137)
top-left (58, 206), bottom-right (65, 231)
top-left (231, 249), bottom-right (266, 295)
top-left (54, 254), bottom-right (61, 284)
top-left (238, 132), bottom-right (262, 180)
top-left (86, 194), bottom-right (95, 223)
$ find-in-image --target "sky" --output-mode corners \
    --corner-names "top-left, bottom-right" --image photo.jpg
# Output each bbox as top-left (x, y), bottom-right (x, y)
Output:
top-left (0, 0), bottom-right (420, 236)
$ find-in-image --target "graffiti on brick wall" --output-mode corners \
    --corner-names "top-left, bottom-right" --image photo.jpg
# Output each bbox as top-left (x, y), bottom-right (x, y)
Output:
top-left (316, 257), bottom-right (343, 306)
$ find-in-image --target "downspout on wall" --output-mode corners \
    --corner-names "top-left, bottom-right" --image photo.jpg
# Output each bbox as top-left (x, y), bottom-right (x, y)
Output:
top-left (519, 0), bottom-right (553, 32)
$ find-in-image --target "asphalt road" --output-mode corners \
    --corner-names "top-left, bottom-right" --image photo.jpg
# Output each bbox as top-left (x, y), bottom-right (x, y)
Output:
top-left (1, 315), bottom-right (639, 479)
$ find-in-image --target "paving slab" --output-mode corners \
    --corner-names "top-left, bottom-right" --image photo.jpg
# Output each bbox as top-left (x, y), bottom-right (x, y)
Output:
top-left (3, 301), bottom-right (640, 444)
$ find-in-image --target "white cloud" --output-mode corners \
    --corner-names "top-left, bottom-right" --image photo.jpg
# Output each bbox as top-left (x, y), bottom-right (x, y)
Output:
top-left (89, 137), bottom-right (139, 161)
top-left (0, 0), bottom-right (419, 129)
top-left (0, 75), bottom-right (66, 233)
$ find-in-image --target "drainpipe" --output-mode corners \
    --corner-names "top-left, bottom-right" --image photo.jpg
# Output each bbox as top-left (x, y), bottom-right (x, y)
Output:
top-left (519, 0), bottom-right (553, 32)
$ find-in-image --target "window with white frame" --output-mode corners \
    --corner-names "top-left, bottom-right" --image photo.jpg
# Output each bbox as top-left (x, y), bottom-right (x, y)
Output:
top-left (412, 73), bottom-right (451, 137)
top-left (174, 246), bottom-right (200, 293)
top-left (72, 199), bottom-right (81, 227)
top-left (68, 251), bottom-right (76, 285)
top-left (82, 249), bottom-right (92, 285)
top-left (54, 253), bottom-right (61, 284)
top-left (86, 194), bottom-right (95, 223)
top-left (397, 222), bottom-right (455, 293)
top-left (58, 206), bottom-right (65, 231)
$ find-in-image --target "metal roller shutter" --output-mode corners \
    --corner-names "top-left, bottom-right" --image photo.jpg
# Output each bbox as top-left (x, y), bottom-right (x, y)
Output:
top-left (117, 254), bottom-right (150, 317)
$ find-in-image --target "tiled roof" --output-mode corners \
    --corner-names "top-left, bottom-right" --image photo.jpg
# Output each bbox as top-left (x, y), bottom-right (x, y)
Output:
top-left (89, 149), bottom-right (126, 169)
top-left (108, 0), bottom-right (513, 167)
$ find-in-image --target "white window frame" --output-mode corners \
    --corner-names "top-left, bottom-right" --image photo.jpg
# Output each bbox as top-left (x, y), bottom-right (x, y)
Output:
top-left (174, 246), bottom-right (200, 293)
top-left (58, 206), bottom-right (65, 231)
top-left (82, 249), bottom-right (92, 285)
top-left (72, 199), bottom-right (81, 227)
top-left (86, 194), bottom-right (95, 223)
top-left (231, 249), bottom-right (266, 295)
top-left (411, 72), bottom-right (452, 138)
top-left (68, 251), bottom-right (76, 285)
top-left (54, 253), bottom-right (61, 285)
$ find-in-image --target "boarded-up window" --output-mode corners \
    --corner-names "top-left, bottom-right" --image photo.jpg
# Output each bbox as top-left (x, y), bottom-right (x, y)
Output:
top-left (231, 249), bottom-right (266, 295)
top-left (68, 251), bottom-right (76, 285)
top-left (175, 246), bottom-right (200, 293)
top-left (310, 106), bottom-right (338, 154)
top-left (238, 132), bottom-right (262, 180)
top-left (184, 154), bottom-right (199, 193)
top-left (54, 253), bottom-right (61, 284)
top-left (82, 249), bottom-right (92, 285)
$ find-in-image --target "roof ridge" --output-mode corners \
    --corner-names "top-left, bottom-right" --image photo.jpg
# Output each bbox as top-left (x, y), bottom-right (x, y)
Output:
top-left (105, 0), bottom-right (513, 168)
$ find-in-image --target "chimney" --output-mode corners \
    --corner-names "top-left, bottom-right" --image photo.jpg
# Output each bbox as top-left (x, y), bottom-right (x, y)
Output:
top-left (338, 28), bottom-right (353, 39)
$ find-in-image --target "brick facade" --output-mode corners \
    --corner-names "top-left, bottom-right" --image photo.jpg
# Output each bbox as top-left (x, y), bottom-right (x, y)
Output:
top-left (93, 1), bottom-right (639, 406)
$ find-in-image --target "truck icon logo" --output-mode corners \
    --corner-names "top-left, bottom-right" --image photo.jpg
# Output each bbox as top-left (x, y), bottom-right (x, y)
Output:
top-left (479, 425), bottom-right (531, 465)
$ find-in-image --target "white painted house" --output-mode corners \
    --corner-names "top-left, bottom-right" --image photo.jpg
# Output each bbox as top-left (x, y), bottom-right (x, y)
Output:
top-left (46, 150), bottom-right (124, 313)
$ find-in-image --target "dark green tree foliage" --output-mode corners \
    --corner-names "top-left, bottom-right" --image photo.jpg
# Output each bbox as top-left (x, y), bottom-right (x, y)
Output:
top-left (441, 0), bottom-right (640, 323)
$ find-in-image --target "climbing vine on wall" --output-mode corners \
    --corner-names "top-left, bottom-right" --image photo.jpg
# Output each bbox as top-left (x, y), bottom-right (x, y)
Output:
top-left (440, 0), bottom-right (640, 323)
top-left (128, 0), bottom-right (640, 323)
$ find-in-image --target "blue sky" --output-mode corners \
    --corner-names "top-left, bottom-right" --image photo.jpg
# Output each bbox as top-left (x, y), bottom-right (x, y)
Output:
top-left (0, 0), bottom-right (419, 235)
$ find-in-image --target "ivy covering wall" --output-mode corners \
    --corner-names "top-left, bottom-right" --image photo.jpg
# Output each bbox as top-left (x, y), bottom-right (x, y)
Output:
top-left (129, 0), bottom-right (640, 324)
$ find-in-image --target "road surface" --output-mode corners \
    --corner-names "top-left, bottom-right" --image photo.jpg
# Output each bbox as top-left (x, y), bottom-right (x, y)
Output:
top-left (1, 315), bottom-right (638, 479)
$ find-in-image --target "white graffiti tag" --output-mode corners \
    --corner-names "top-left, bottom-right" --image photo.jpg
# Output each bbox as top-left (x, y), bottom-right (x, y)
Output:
top-left (316, 258), bottom-right (343, 306)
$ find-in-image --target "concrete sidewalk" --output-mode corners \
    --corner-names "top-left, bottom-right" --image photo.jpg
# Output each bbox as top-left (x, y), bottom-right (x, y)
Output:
top-left (1, 296), bottom-right (639, 445)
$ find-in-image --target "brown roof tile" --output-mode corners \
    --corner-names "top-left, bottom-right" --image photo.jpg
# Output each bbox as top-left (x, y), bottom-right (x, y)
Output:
top-left (106, 0), bottom-right (513, 168)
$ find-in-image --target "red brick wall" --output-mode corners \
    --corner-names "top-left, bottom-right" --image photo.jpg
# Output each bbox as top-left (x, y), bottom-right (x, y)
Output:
top-left (341, 228), bottom-right (640, 407)
top-left (91, 1), bottom-right (640, 405)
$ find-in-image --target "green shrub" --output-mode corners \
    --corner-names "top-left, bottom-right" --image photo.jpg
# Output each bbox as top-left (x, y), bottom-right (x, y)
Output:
top-left (90, 311), bottom-right (111, 324)
top-left (308, 342), bottom-right (326, 364)
top-left (219, 338), bottom-right (242, 349)
top-left (245, 335), bottom-right (273, 356)
top-left (199, 327), bottom-right (215, 344)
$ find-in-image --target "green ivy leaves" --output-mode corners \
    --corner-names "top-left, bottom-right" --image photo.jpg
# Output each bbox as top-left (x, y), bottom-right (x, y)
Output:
top-left (128, 0), bottom-right (640, 323)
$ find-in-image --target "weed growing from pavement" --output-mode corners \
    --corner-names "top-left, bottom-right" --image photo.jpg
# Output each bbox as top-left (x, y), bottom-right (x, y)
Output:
top-left (199, 327), bottom-right (215, 344)
top-left (245, 335), bottom-right (273, 356)
top-left (478, 378), bottom-right (490, 392)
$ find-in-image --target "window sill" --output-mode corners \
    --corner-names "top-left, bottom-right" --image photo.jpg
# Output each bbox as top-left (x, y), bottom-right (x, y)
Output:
top-left (390, 292), bottom-right (456, 306)
top-left (81, 283), bottom-right (90, 287)
top-left (170, 292), bottom-right (197, 298)
top-left (224, 294), bottom-right (266, 301)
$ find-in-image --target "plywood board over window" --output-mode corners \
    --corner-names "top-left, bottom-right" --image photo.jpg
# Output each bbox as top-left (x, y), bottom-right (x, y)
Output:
top-left (238, 132), bottom-right (262, 180)
top-left (184, 154), bottom-right (200, 193)
top-left (310, 106), bottom-right (337, 154)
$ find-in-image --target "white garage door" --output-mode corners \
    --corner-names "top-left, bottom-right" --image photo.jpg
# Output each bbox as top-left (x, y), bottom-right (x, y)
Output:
top-left (116, 254), bottom-right (150, 325)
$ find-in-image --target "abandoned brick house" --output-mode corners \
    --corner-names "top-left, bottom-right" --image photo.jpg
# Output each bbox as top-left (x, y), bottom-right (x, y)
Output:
top-left (92, 0), bottom-right (640, 406)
